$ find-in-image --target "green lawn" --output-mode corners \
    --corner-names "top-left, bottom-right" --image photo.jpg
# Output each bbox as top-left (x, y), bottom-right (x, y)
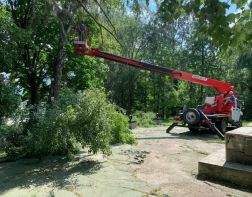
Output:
top-left (161, 118), bottom-right (173, 126)
top-left (0, 150), bottom-right (6, 158)
top-left (243, 121), bottom-right (252, 127)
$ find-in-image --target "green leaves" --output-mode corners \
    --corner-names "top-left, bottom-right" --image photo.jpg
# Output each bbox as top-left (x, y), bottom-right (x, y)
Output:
top-left (231, 0), bottom-right (247, 7)
top-left (158, 0), bottom-right (252, 49)
top-left (158, 0), bottom-right (185, 21)
top-left (0, 78), bottom-right (21, 124)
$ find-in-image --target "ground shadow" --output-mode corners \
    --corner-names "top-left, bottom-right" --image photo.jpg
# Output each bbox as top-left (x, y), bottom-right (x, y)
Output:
top-left (0, 152), bottom-right (103, 195)
top-left (136, 136), bottom-right (177, 140)
top-left (170, 130), bottom-right (222, 141)
top-left (197, 175), bottom-right (252, 193)
top-left (136, 130), bottom-right (222, 142)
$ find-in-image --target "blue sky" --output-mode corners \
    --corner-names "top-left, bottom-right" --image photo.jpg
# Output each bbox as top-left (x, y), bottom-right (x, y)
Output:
top-left (225, 2), bottom-right (238, 15)
top-left (148, 0), bottom-right (158, 12)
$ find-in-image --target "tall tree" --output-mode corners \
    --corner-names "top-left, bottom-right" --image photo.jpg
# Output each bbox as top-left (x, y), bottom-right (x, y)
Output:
top-left (49, 0), bottom-right (79, 101)
top-left (4, 0), bottom-right (53, 105)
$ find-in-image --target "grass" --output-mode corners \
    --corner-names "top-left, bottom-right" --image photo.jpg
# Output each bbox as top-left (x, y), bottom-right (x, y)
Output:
top-left (0, 150), bottom-right (7, 158)
top-left (161, 118), bottom-right (173, 126)
top-left (148, 187), bottom-right (163, 196)
top-left (207, 140), bottom-right (225, 144)
top-left (162, 119), bottom-right (252, 127)
top-left (243, 120), bottom-right (252, 127)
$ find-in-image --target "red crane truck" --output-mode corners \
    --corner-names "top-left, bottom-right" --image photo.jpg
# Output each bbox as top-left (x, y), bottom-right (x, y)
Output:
top-left (74, 42), bottom-right (242, 139)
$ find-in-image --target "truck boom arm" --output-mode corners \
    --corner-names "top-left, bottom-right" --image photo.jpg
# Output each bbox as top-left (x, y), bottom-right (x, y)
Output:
top-left (76, 47), bottom-right (234, 94)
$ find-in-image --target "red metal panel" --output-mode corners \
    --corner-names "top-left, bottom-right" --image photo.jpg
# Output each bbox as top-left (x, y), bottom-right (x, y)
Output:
top-left (79, 47), bottom-right (234, 94)
top-left (171, 70), bottom-right (234, 94)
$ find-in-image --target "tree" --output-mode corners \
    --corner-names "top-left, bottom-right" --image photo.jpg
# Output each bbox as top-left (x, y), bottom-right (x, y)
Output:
top-left (2, 0), bottom-right (57, 105)
top-left (49, 0), bottom-right (79, 101)
top-left (0, 75), bottom-right (20, 124)
top-left (158, 0), bottom-right (252, 48)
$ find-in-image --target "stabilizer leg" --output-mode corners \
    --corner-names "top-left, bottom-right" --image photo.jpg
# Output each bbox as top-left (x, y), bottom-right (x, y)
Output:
top-left (199, 111), bottom-right (224, 139)
top-left (166, 122), bottom-right (178, 133)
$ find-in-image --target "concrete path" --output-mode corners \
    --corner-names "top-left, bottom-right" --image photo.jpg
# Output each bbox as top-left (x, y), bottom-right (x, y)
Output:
top-left (0, 127), bottom-right (251, 197)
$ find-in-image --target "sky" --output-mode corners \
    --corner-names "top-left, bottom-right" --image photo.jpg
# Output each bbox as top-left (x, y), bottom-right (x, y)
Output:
top-left (226, 3), bottom-right (238, 15)
top-left (148, 0), bottom-right (158, 12)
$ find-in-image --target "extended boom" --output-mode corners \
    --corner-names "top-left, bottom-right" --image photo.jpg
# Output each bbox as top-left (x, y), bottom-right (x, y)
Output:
top-left (77, 47), bottom-right (234, 94)
top-left (74, 43), bottom-right (242, 139)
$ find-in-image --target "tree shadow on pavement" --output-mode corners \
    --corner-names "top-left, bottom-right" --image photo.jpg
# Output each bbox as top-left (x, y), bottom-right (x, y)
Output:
top-left (169, 130), bottom-right (222, 141)
top-left (0, 152), bottom-right (103, 195)
top-left (136, 130), bottom-right (222, 142)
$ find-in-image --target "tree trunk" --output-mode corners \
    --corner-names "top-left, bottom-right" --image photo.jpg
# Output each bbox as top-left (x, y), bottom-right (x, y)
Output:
top-left (50, 39), bottom-right (66, 101)
top-left (28, 70), bottom-right (39, 105)
top-left (50, 19), bottom-right (73, 101)
top-left (24, 47), bottom-right (40, 105)
top-left (49, 1), bottom-right (77, 101)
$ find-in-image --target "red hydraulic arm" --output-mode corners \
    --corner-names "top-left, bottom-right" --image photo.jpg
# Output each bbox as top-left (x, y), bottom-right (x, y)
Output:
top-left (75, 47), bottom-right (234, 94)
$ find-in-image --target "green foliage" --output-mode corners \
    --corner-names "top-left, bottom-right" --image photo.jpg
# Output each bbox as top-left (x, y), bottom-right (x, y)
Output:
top-left (162, 118), bottom-right (173, 126)
top-left (59, 89), bottom-right (115, 155)
top-left (0, 88), bottom-right (78, 159)
top-left (133, 111), bottom-right (156, 127)
top-left (2, 0), bottom-right (252, 162)
top-left (110, 111), bottom-right (136, 144)
top-left (1, 89), bottom-right (135, 159)
top-left (59, 89), bottom-right (135, 155)
top-left (0, 77), bottom-right (20, 124)
top-left (243, 121), bottom-right (252, 126)
top-left (0, 123), bottom-right (25, 160)
top-left (158, 0), bottom-right (252, 48)
top-left (64, 47), bottom-right (108, 91)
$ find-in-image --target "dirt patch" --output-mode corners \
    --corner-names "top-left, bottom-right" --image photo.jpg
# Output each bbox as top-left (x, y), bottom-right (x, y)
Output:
top-left (133, 127), bottom-right (252, 197)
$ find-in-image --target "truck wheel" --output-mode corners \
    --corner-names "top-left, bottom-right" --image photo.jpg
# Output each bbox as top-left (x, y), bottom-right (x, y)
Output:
top-left (183, 108), bottom-right (201, 125)
top-left (189, 127), bottom-right (199, 132)
top-left (216, 119), bottom-right (227, 133)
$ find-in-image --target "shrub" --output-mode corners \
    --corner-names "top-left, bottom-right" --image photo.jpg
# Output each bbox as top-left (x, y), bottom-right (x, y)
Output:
top-left (133, 111), bottom-right (156, 127)
top-left (110, 111), bottom-right (136, 144)
top-left (0, 88), bottom-right (79, 159)
top-left (0, 77), bottom-right (20, 124)
top-left (59, 89), bottom-right (136, 155)
top-left (2, 88), bottom-right (136, 159)
top-left (59, 89), bottom-right (114, 155)
top-left (0, 124), bottom-right (26, 160)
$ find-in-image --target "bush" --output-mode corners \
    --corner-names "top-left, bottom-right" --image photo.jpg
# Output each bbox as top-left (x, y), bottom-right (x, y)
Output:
top-left (0, 88), bottom-right (79, 159)
top-left (59, 89), bottom-right (136, 155)
top-left (2, 88), bottom-right (136, 159)
top-left (133, 111), bottom-right (156, 127)
top-left (110, 111), bottom-right (136, 144)
top-left (0, 77), bottom-right (20, 124)
top-left (0, 124), bottom-right (26, 160)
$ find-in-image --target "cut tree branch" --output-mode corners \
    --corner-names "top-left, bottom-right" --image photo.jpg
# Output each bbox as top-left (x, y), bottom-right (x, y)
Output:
top-left (94, 0), bottom-right (118, 37)
top-left (77, 0), bottom-right (124, 48)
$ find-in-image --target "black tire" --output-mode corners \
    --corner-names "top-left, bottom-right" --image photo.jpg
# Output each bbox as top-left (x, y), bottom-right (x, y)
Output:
top-left (189, 127), bottom-right (199, 132)
top-left (183, 108), bottom-right (201, 125)
top-left (216, 119), bottom-right (227, 133)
